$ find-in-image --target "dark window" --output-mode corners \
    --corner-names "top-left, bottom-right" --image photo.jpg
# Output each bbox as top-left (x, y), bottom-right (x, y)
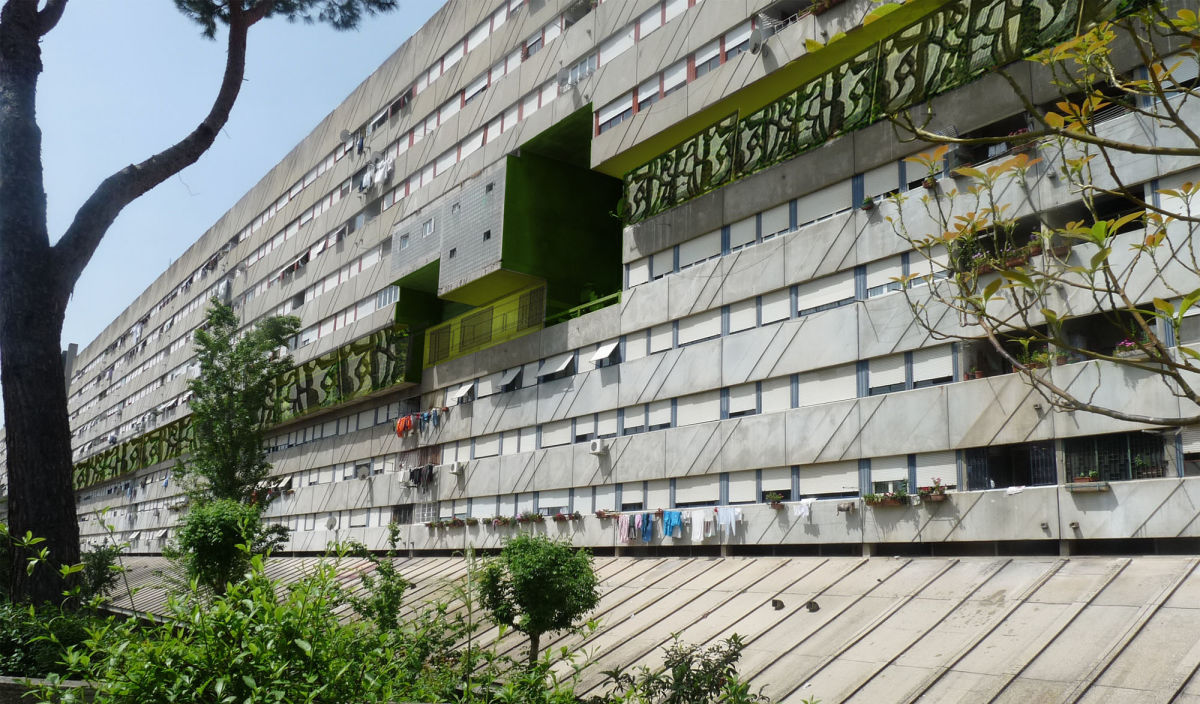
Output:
top-left (1065, 432), bottom-right (1166, 482)
top-left (517, 287), bottom-right (545, 330)
top-left (965, 441), bottom-right (1056, 490)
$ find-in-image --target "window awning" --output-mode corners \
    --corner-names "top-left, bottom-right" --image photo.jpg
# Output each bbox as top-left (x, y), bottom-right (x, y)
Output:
top-left (538, 353), bottom-right (574, 378)
top-left (499, 366), bottom-right (522, 387)
top-left (129, 531), bottom-right (141, 542)
top-left (156, 529), bottom-right (169, 540)
top-left (590, 341), bottom-right (620, 364)
top-left (449, 380), bottom-right (476, 402)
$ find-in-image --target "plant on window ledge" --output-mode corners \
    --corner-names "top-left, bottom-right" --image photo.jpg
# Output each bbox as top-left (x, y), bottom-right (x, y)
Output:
top-left (918, 477), bottom-right (948, 502)
top-left (1074, 469), bottom-right (1099, 483)
top-left (465, 517), bottom-right (479, 526)
top-left (594, 509), bottom-right (617, 519)
top-left (447, 517), bottom-right (465, 528)
top-left (491, 515), bottom-right (512, 528)
top-left (553, 512), bottom-right (570, 523)
top-left (860, 195), bottom-right (876, 211)
top-left (764, 491), bottom-right (786, 510)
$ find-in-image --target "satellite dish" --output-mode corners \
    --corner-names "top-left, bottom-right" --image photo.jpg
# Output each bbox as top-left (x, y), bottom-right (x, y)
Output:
top-left (749, 27), bottom-right (765, 54)
top-left (339, 129), bottom-right (353, 144)
top-left (325, 515), bottom-right (337, 530)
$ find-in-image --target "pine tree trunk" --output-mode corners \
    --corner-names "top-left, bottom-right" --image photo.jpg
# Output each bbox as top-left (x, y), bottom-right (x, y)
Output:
top-left (0, 0), bottom-right (79, 604)
top-left (0, 266), bottom-right (77, 603)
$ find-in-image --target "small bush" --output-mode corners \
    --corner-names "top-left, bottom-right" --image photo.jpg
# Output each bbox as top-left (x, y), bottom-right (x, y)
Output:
top-left (0, 601), bottom-right (92, 678)
top-left (168, 499), bottom-right (287, 594)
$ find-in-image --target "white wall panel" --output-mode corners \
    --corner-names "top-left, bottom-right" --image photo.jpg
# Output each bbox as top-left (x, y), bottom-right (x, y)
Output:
top-left (729, 298), bottom-right (756, 332)
top-left (729, 469), bottom-right (757, 503)
top-left (729, 383), bottom-right (757, 413)
top-left (650, 323), bottom-right (673, 353)
top-left (679, 230), bottom-right (721, 267)
top-left (872, 455), bottom-right (908, 483)
top-left (916, 451), bottom-right (957, 487)
top-left (797, 364), bottom-right (856, 405)
top-left (676, 390), bottom-right (719, 426)
top-left (679, 308), bottom-right (721, 345)
top-left (761, 467), bottom-right (792, 492)
top-left (761, 376), bottom-right (791, 413)
top-left (761, 288), bottom-right (791, 324)
top-left (541, 419), bottom-right (571, 447)
top-left (800, 461), bottom-right (858, 495)
top-left (762, 203), bottom-right (790, 238)
top-left (675, 474), bottom-right (719, 503)
top-left (870, 354), bottom-right (906, 388)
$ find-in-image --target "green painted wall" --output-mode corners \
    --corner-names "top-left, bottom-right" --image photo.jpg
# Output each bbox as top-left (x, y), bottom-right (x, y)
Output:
top-left (502, 151), bottom-right (623, 315)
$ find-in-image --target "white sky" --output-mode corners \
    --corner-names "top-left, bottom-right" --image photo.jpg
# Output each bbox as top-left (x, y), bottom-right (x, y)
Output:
top-left (1, 0), bottom-right (443, 419)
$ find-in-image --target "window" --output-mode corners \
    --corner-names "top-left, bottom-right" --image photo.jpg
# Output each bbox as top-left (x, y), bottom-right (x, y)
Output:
top-left (422, 219), bottom-right (435, 237)
top-left (1064, 432), bottom-right (1166, 482)
top-left (964, 441), bottom-right (1056, 490)
top-left (400, 234), bottom-right (409, 249)
top-left (694, 40), bottom-right (721, 79)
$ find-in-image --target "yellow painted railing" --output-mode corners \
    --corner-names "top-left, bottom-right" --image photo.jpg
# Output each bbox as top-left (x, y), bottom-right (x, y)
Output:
top-left (423, 284), bottom-right (546, 368)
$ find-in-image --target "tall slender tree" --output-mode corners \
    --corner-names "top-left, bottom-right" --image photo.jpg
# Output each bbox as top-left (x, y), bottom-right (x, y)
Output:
top-left (0, 0), bottom-right (397, 604)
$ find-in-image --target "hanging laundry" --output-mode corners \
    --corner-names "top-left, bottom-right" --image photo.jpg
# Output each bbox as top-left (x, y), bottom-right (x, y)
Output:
top-left (430, 408), bottom-right (440, 428)
top-left (641, 513), bottom-right (654, 543)
top-left (689, 510), bottom-right (706, 541)
top-left (791, 498), bottom-right (815, 520)
top-left (356, 135), bottom-right (364, 154)
top-left (662, 510), bottom-right (683, 538)
top-left (716, 506), bottom-right (742, 538)
top-left (359, 163), bottom-right (375, 191)
top-left (617, 513), bottom-right (631, 543)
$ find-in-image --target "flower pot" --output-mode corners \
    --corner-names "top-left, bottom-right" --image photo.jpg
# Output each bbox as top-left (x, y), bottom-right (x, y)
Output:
top-left (880, 498), bottom-right (903, 507)
top-left (924, 493), bottom-right (947, 503)
top-left (770, 502), bottom-right (785, 510)
top-left (1055, 355), bottom-right (1069, 366)
top-left (1073, 476), bottom-right (1095, 483)
top-left (861, 201), bottom-right (875, 211)
top-left (922, 177), bottom-right (937, 190)
top-left (972, 370), bottom-right (984, 379)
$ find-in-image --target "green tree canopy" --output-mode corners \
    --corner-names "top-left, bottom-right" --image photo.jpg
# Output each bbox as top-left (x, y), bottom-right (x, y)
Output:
top-left (181, 300), bottom-right (298, 503)
top-left (478, 534), bottom-right (600, 666)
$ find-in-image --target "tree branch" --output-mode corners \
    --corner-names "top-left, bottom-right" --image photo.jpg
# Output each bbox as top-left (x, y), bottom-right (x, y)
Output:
top-left (50, 3), bottom-right (257, 289)
top-left (36, 0), bottom-right (66, 35)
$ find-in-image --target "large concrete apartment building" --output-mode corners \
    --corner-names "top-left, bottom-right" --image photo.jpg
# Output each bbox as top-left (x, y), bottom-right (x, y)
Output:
top-left (5, 0), bottom-right (1200, 557)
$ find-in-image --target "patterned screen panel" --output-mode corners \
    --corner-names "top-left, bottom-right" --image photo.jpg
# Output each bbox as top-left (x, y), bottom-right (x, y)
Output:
top-left (73, 323), bottom-right (412, 489)
top-left (623, 0), bottom-right (1139, 223)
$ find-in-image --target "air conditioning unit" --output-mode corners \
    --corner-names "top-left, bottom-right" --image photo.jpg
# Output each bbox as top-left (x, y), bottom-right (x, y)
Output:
top-left (588, 439), bottom-right (609, 456)
top-left (449, 461), bottom-right (466, 476)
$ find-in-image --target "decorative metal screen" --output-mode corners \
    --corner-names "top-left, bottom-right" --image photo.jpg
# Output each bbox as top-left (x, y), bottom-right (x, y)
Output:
top-left (518, 286), bottom-right (546, 331)
top-left (426, 325), bottom-right (451, 365)
top-left (459, 307), bottom-right (494, 351)
top-left (622, 0), bottom-right (1143, 223)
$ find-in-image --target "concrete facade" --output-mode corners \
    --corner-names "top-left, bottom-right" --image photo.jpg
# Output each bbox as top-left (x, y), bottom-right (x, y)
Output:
top-left (5, 0), bottom-right (1200, 559)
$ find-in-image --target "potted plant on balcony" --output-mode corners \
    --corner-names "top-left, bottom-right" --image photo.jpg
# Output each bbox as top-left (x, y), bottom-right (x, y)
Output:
top-left (1113, 338), bottom-right (1148, 360)
top-left (1074, 469), bottom-right (1099, 483)
top-left (448, 516), bottom-right (465, 529)
top-left (571, 511), bottom-right (583, 521)
top-left (919, 478), bottom-right (948, 502)
top-left (904, 145), bottom-right (948, 192)
top-left (863, 493), bottom-right (882, 506)
top-left (594, 509), bottom-right (616, 519)
top-left (465, 517), bottom-right (479, 527)
top-left (860, 195), bottom-right (876, 211)
top-left (765, 491), bottom-right (786, 510)
top-left (553, 512), bottom-right (570, 523)
top-left (491, 515), bottom-right (512, 528)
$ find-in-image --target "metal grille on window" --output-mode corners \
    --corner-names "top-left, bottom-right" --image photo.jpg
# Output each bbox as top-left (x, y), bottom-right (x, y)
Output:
top-left (459, 307), bottom-right (494, 350)
top-left (517, 287), bottom-right (545, 330)
top-left (427, 325), bottom-right (451, 364)
top-left (391, 503), bottom-right (414, 525)
top-left (1028, 442), bottom-right (1057, 485)
top-left (1065, 432), bottom-right (1165, 482)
